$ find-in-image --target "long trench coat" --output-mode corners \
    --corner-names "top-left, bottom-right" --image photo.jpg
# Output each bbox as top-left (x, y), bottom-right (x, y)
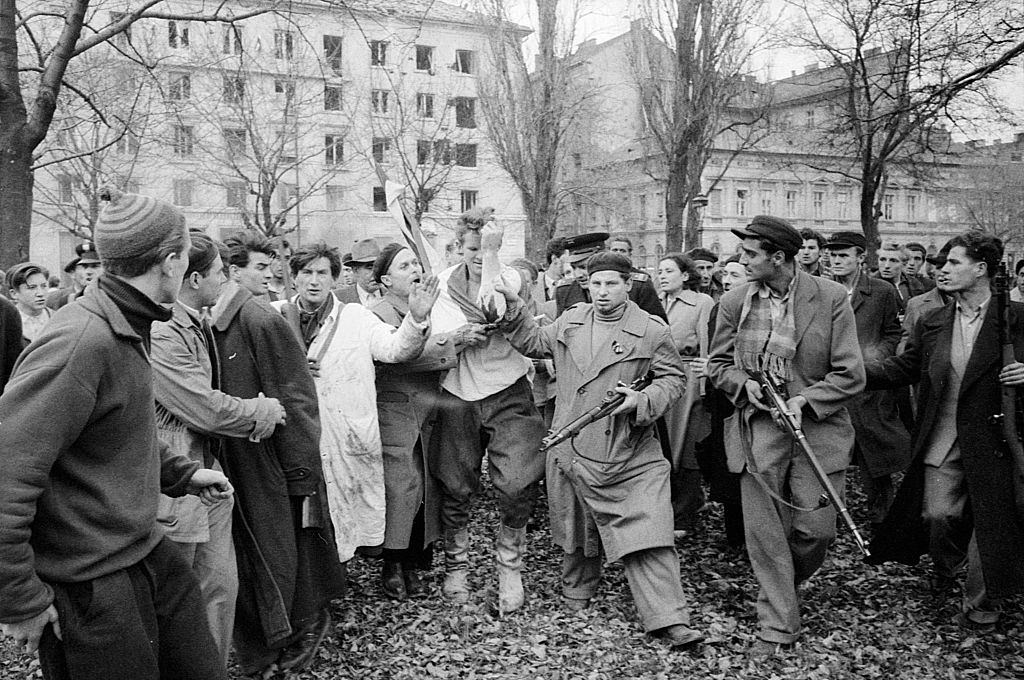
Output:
top-left (303, 295), bottom-right (426, 562)
top-left (373, 295), bottom-right (451, 550)
top-left (504, 300), bottom-right (686, 563)
top-left (867, 300), bottom-right (1024, 598)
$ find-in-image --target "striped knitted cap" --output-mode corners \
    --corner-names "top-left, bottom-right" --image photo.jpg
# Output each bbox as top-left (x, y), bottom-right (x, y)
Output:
top-left (96, 187), bottom-right (186, 261)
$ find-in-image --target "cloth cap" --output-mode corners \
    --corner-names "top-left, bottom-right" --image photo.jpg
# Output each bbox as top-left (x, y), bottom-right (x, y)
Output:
top-left (730, 215), bottom-right (802, 256)
top-left (823, 231), bottom-right (868, 252)
top-left (372, 242), bottom-right (408, 283)
top-left (687, 247), bottom-right (718, 264)
top-left (904, 242), bottom-right (927, 256)
top-left (564, 232), bottom-right (610, 264)
top-left (928, 239), bottom-right (956, 267)
top-left (344, 238), bottom-right (381, 265)
top-left (95, 189), bottom-right (185, 262)
top-left (586, 251), bottom-right (632, 276)
top-left (63, 241), bottom-right (102, 273)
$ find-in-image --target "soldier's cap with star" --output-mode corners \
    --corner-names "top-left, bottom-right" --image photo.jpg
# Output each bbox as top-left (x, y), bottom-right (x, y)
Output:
top-left (63, 241), bottom-right (101, 273)
top-left (564, 232), bottom-right (610, 264)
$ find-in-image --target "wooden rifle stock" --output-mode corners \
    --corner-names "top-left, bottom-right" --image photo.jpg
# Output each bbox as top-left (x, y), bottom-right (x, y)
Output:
top-left (540, 371), bottom-right (654, 452)
top-left (993, 262), bottom-right (1024, 503)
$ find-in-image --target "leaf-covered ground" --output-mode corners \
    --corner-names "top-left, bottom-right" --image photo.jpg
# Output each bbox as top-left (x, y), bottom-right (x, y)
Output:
top-left (4, 476), bottom-right (1022, 679)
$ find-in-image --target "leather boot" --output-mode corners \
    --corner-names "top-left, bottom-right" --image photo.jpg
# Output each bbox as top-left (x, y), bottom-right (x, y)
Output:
top-left (442, 528), bottom-right (470, 603)
top-left (381, 560), bottom-right (406, 600)
top-left (495, 524), bottom-right (527, 613)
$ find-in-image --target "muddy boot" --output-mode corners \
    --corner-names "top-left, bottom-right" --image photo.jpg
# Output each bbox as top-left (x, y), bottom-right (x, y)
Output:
top-left (442, 528), bottom-right (470, 603)
top-left (496, 524), bottom-right (527, 614)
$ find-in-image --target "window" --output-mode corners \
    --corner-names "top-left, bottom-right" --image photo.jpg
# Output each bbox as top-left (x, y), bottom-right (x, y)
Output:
top-left (324, 85), bottom-right (343, 111)
top-left (372, 186), bottom-right (387, 211)
top-left (223, 75), bottom-right (245, 104)
top-left (655, 192), bottom-right (664, 218)
top-left (836, 191), bottom-right (849, 219)
top-left (639, 194), bottom-right (647, 222)
top-left (454, 97), bottom-right (476, 128)
top-left (324, 135), bottom-right (344, 165)
top-left (226, 182), bottom-right (247, 208)
top-left (434, 140), bottom-right (451, 165)
top-left (785, 189), bottom-right (798, 217)
top-left (735, 188), bottom-right (748, 216)
top-left (416, 45), bottom-right (434, 71)
top-left (323, 35), bottom-right (343, 73)
top-left (168, 20), bottom-right (189, 48)
top-left (168, 73), bottom-right (190, 100)
top-left (812, 189), bottom-right (824, 220)
top-left (883, 193), bottom-right (894, 220)
top-left (416, 140), bottom-right (432, 166)
top-left (109, 12), bottom-right (130, 47)
top-left (906, 194), bottom-right (917, 221)
top-left (276, 131), bottom-right (297, 165)
top-left (372, 137), bottom-right (390, 163)
top-left (460, 189), bottom-right (478, 212)
top-left (759, 185), bottom-right (774, 213)
top-left (274, 79), bottom-right (295, 100)
top-left (416, 93), bottom-right (434, 118)
top-left (115, 131), bottom-right (140, 155)
top-left (708, 188), bottom-right (722, 216)
top-left (274, 30), bottom-right (294, 60)
top-left (277, 183), bottom-right (298, 211)
top-left (58, 175), bottom-right (75, 204)
top-left (325, 185), bottom-right (344, 211)
top-left (224, 128), bottom-right (246, 157)
top-left (454, 50), bottom-right (474, 74)
top-left (454, 143), bottom-right (477, 167)
top-left (223, 25), bottom-right (243, 55)
top-left (173, 179), bottom-right (194, 207)
top-left (172, 125), bottom-right (194, 156)
top-left (805, 109), bottom-right (815, 128)
top-left (370, 40), bottom-right (387, 66)
top-left (371, 89), bottom-right (389, 114)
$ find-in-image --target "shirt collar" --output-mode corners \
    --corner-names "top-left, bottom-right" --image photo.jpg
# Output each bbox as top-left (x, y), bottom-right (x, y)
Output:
top-left (955, 295), bottom-right (990, 322)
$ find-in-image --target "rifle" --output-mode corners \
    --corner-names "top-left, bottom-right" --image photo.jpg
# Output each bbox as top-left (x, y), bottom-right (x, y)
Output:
top-left (540, 371), bottom-right (654, 453)
top-left (992, 262), bottom-right (1024, 506)
top-left (749, 369), bottom-right (871, 557)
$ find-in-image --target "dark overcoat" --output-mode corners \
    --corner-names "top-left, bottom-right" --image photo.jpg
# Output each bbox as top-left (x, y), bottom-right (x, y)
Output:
top-left (845, 275), bottom-right (912, 476)
top-left (867, 300), bottom-right (1024, 598)
top-left (212, 284), bottom-right (337, 670)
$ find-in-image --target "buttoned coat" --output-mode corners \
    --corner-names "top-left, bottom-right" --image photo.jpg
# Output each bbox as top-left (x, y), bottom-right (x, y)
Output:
top-left (866, 301), bottom-right (1024, 598)
top-left (844, 275), bottom-right (912, 477)
top-left (503, 300), bottom-right (686, 562)
top-left (707, 272), bottom-right (866, 476)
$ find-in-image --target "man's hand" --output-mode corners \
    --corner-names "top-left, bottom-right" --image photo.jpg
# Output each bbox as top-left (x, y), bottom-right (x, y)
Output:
top-left (187, 469), bottom-right (234, 506)
top-left (480, 221), bottom-right (504, 252)
top-left (688, 357), bottom-right (708, 378)
top-left (491, 278), bottom-right (521, 307)
top-left (455, 323), bottom-right (489, 349)
top-left (1, 605), bottom-right (60, 654)
top-left (744, 379), bottom-right (771, 411)
top-left (1000, 362), bottom-right (1024, 387)
top-left (782, 395), bottom-right (807, 430)
top-left (409, 275), bottom-right (440, 323)
top-left (610, 385), bottom-right (641, 417)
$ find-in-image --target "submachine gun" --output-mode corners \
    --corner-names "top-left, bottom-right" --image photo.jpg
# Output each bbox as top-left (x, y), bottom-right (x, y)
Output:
top-left (749, 369), bottom-right (871, 557)
top-left (992, 262), bottom-right (1024, 511)
top-left (539, 371), bottom-right (654, 453)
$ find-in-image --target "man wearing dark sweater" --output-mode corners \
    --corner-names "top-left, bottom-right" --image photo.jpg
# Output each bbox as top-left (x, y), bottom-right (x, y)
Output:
top-left (0, 190), bottom-right (233, 680)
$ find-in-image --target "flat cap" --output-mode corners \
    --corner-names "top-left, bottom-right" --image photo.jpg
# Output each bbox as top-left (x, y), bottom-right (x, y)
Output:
top-left (687, 247), bottom-right (718, 264)
top-left (927, 239), bottom-right (955, 267)
top-left (564, 231), bottom-right (609, 264)
top-left (731, 215), bottom-right (802, 256)
top-left (823, 231), bottom-right (867, 251)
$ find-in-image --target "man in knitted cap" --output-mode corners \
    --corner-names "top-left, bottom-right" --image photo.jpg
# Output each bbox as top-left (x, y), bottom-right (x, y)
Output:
top-left (0, 189), bottom-right (233, 679)
top-left (707, 215), bottom-right (865, 657)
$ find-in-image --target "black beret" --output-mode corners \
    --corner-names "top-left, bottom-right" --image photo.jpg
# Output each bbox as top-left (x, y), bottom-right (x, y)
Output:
top-left (687, 247), bottom-right (718, 264)
top-left (586, 251), bottom-right (632, 276)
top-left (730, 215), bottom-right (802, 256)
top-left (372, 242), bottom-right (408, 283)
top-left (564, 232), bottom-right (609, 264)
top-left (823, 231), bottom-right (867, 251)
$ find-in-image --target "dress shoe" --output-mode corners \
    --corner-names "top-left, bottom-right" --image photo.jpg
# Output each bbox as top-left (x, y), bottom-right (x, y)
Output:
top-left (382, 560), bottom-right (407, 600)
top-left (653, 624), bottom-right (704, 651)
top-left (277, 608), bottom-right (332, 672)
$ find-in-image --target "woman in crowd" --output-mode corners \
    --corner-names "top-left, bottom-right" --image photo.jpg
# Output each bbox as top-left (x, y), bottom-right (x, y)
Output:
top-left (657, 253), bottom-right (715, 535)
top-left (371, 243), bottom-right (490, 599)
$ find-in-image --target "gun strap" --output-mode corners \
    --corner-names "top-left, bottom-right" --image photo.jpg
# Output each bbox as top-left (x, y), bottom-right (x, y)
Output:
top-left (739, 408), bottom-right (828, 514)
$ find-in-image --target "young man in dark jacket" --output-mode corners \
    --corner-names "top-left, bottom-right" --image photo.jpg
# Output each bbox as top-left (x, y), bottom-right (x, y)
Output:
top-left (0, 189), bottom-right (233, 679)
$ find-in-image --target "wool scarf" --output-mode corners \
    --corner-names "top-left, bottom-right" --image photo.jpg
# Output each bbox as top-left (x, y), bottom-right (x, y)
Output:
top-left (734, 277), bottom-right (797, 381)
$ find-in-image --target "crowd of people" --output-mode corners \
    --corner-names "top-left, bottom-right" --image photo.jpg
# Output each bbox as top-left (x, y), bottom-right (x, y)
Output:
top-left (1, 189), bottom-right (1023, 680)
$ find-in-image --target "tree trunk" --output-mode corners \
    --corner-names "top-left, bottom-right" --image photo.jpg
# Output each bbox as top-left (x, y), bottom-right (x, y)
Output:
top-left (0, 128), bottom-right (34, 267)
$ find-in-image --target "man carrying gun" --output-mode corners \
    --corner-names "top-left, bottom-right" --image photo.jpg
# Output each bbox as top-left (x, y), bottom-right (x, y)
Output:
top-left (494, 246), bottom-right (704, 651)
top-left (707, 216), bottom-right (865, 658)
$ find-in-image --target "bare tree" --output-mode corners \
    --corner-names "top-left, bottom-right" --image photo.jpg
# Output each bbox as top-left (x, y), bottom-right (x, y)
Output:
top-left (632, 0), bottom-right (771, 251)
top-left (1, 0), bottom-right (272, 267)
top-left (942, 151), bottom-right (1024, 251)
top-left (476, 0), bottom-right (594, 262)
top-left (781, 0), bottom-right (1024, 256)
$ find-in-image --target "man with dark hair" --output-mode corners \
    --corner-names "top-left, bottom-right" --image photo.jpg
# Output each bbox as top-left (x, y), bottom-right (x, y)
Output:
top-left (535, 236), bottom-right (566, 306)
top-left (151, 231), bottom-right (287, 671)
top-left (608, 235), bottom-right (633, 258)
top-left (495, 248), bottom-right (705, 649)
top-left (0, 190), bottom-right (233, 679)
top-left (797, 228), bottom-right (825, 276)
top-left (223, 230), bottom-right (276, 298)
top-left (868, 231), bottom-right (1024, 633)
top-left (822, 233), bottom-right (910, 525)
top-left (7, 263), bottom-right (51, 343)
top-left (707, 215), bottom-right (865, 656)
top-left (212, 235), bottom-right (341, 677)
top-left (268, 236), bottom-right (294, 302)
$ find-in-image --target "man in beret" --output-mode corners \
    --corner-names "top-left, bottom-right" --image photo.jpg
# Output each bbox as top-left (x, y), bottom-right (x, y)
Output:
top-left (707, 215), bottom-right (865, 657)
top-left (495, 249), bottom-right (705, 650)
top-left (46, 242), bottom-right (102, 311)
top-left (0, 189), bottom-right (233, 679)
top-left (823, 232), bottom-right (910, 526)
top-left (687, 247), bottom-right (722, 301)
top-left (337, 238), bottom-right (383, 307)
top-left (555, 232), bottom-right (666, 321)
